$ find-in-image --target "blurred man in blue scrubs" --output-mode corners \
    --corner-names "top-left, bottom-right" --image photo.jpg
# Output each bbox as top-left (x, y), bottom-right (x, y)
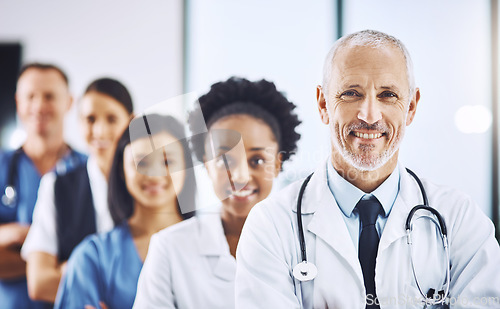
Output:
top-left (0, 63), bottom-right (86, 309)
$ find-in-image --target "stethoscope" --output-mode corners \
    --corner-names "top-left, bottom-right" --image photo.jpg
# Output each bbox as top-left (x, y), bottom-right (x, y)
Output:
top-left (1, 146), bottom-right (83, 209)
top-left (1, 148), bottom-right (24, 208)
top-left (293, 168), bottom-right (450, 307)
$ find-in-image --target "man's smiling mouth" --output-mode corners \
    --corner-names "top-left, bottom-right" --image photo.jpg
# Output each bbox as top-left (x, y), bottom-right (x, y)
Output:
top-left (353, 132), bottom-right (383, 139)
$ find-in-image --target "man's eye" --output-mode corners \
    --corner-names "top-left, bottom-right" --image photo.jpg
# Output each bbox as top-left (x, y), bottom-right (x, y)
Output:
top-left (341, 90), bottom-right (359, 97)
top-left (380, 91), bottom-right (397, 98)
top-left (87, 116), bottom-right (96, 124)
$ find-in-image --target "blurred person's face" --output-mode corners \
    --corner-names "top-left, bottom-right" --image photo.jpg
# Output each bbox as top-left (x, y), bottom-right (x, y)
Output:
top-left (80, 91), bottom-right (130, 166)
top-left (123, 132), bottom-right (186, 212)
top-left (318, 45), bottom-right (419, 173)
top-left (204, 115), bottom-right (280, 221)
top-left (16, 68), bottom-right (72, 138)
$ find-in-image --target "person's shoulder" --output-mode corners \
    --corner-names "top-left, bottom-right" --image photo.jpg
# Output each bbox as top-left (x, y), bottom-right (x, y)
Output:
top-left (79, 223), bottom-right (125, 249)
top-left (0, 148), bottom-right (17, 164)
top-left (252, 177), bottom-right (305, 215)
top-left (244, 177), bottom-right (307, 232)
top-left (56, 146), bottom-right (88, 176)
top-left (68, 147), bottom-right (87, 162)
top-left (155, 216), bottom-right (201, 243)
top-left (57, 161), bottom-right (88, 178)
top-left (148, 217), bottom-right (203, 259)
top-left (69, 232), bottom-right (103, 264)
top-left (413, 173), bottom-right (473, 205)
top-left (402, 168), bottom-right (481, 220)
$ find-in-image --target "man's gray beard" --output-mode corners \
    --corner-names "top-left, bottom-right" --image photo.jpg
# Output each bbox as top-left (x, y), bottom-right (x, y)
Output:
top-left (338, 143), bottom-right (396, 172)
top-left (333, 129), bottom-right (404, 172)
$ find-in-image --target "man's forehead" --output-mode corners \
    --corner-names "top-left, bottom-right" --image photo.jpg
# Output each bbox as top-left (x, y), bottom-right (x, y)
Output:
top-left (330, 45), bottom-right (407, 86)
top-left (334, 44), bottom-right (405, 67)
top-left (17, 68), bottom-right (68, 90)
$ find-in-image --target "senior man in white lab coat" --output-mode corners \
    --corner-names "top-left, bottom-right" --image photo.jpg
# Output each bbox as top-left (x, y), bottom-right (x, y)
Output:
top-left (235, 30), bottom-right (500, 309)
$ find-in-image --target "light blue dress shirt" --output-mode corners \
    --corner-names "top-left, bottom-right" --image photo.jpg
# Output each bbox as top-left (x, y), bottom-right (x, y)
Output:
top-left (326, 159), bottom-right (400, 252)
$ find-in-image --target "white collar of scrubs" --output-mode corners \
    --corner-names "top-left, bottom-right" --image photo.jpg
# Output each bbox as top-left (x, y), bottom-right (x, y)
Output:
top-left (196, 211), bottom-right (233, 258)
top-left (195, 211), bottom-right (236, 282)
top-left (326, 158), bottom-right (400, 218)
top-left (87, 156), bottom-right (114, 233)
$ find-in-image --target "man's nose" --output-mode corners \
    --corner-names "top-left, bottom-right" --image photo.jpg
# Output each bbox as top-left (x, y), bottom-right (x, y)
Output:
top-left (31, 95), bottom-right (45, 112)
top-left (357, 95), bottom-right (382, 124)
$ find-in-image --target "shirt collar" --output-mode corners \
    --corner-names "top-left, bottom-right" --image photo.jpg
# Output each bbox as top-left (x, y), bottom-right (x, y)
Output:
top-left (326, 158), bottom-right (400, 218)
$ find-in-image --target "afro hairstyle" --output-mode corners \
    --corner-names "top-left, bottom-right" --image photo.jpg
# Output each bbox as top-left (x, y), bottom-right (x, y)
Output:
top-left (188, 77), bottom-right (301, 163)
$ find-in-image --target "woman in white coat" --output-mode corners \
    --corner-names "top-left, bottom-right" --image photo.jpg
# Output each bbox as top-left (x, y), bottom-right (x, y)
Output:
top-left (133, 77), bottom-right (301, 308)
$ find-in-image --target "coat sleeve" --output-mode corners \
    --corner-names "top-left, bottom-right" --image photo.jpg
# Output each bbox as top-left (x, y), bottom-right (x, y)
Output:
top-left (133, 233), bottom-right (176, 309)
top-left (54, 238), bottom-right (104, 309)
top-left (448, 196), bottom-right (500, 308)
top-left (235, 204), bottom-right (301, 309)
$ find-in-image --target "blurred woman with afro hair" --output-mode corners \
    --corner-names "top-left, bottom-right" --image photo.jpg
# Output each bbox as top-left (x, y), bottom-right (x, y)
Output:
top-left (134, 77), bottom-right (301, 309)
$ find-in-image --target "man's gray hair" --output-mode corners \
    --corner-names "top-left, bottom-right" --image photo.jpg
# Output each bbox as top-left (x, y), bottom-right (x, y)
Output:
top-left (322, 29), bottom-right (415, 97)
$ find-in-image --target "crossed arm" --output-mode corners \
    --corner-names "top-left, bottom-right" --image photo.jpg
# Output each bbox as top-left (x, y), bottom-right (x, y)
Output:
top-left (26, 252), bottom-right (66, 303)
top-left (0, 222), bottom-right (30, 279)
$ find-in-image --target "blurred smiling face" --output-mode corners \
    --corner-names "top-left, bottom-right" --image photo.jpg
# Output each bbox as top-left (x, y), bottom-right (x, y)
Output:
top-left (123, 132), bottom-right (186, 210)
top-left (204, 114), bottom-right (280, 220)
top-left (320, 44), bottom-right (419, 172)
top-left (80, 91), bottom-right (130, 164)
top-left (16, 68), bottom-right (72, 137)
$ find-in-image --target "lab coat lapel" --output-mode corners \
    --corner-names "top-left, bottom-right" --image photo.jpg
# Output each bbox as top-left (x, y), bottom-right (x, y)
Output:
top-left (378, 165), bottom-right (421, 252)
top-left (197, 213), bottom-right (236, 282)
top-left (305, 160), bottom-right (362, 278)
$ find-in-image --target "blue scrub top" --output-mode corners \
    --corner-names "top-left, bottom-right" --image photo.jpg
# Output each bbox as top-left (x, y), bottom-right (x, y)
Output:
top-left (0, 148), bottom-right (87, 309)
top-left (55, 222), bottom-right (143, 309)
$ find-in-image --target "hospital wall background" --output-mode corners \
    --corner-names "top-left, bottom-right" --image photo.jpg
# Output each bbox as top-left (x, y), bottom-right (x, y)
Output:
top-left (0, 0), bottom-right (498, 239)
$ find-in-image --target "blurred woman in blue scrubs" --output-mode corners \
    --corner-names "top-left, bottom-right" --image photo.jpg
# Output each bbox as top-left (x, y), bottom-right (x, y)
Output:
top-left (133, 77), bottom-right (301, 308)
top-left (54, 114), bottom-right (196, 309)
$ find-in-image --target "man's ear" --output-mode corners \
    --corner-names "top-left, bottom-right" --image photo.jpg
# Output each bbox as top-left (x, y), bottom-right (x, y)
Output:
top-left (406, 87), bottom-right (420, 126)
top-left (317, 85), bottom-right (329, 125)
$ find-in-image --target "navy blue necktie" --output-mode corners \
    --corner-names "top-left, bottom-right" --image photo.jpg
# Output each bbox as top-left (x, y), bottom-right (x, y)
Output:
top-left (357, 196), bottom-right (383, 309)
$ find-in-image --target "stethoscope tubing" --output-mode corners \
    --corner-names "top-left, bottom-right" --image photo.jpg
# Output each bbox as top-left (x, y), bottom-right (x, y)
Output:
top-left (295, 168), bottom-right (450, 305)
top-left (296, 173), bottom-right (313, 263)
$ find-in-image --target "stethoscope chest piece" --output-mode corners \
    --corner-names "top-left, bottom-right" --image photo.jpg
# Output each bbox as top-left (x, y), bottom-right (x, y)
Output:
top-left (2, 185), bottom-right (17, 208)
top-left (293, 261), bottom-right (317, 281)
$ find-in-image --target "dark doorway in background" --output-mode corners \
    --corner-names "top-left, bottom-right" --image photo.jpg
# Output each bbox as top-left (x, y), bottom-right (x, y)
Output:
top-left (0, 43), bottom-right (22, 149)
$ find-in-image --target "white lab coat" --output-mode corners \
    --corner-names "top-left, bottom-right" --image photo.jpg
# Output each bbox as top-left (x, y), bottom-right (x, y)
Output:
top-left (235, 160), bottom-right (500, 309)
top-left (134, 211), bottom-right (236, 309)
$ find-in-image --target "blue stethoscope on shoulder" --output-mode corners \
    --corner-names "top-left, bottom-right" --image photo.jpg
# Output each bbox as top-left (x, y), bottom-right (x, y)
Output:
top-left (1, 146), bottom-right (83, 209)
top-left (292, 168), bottom-right (450, 307)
